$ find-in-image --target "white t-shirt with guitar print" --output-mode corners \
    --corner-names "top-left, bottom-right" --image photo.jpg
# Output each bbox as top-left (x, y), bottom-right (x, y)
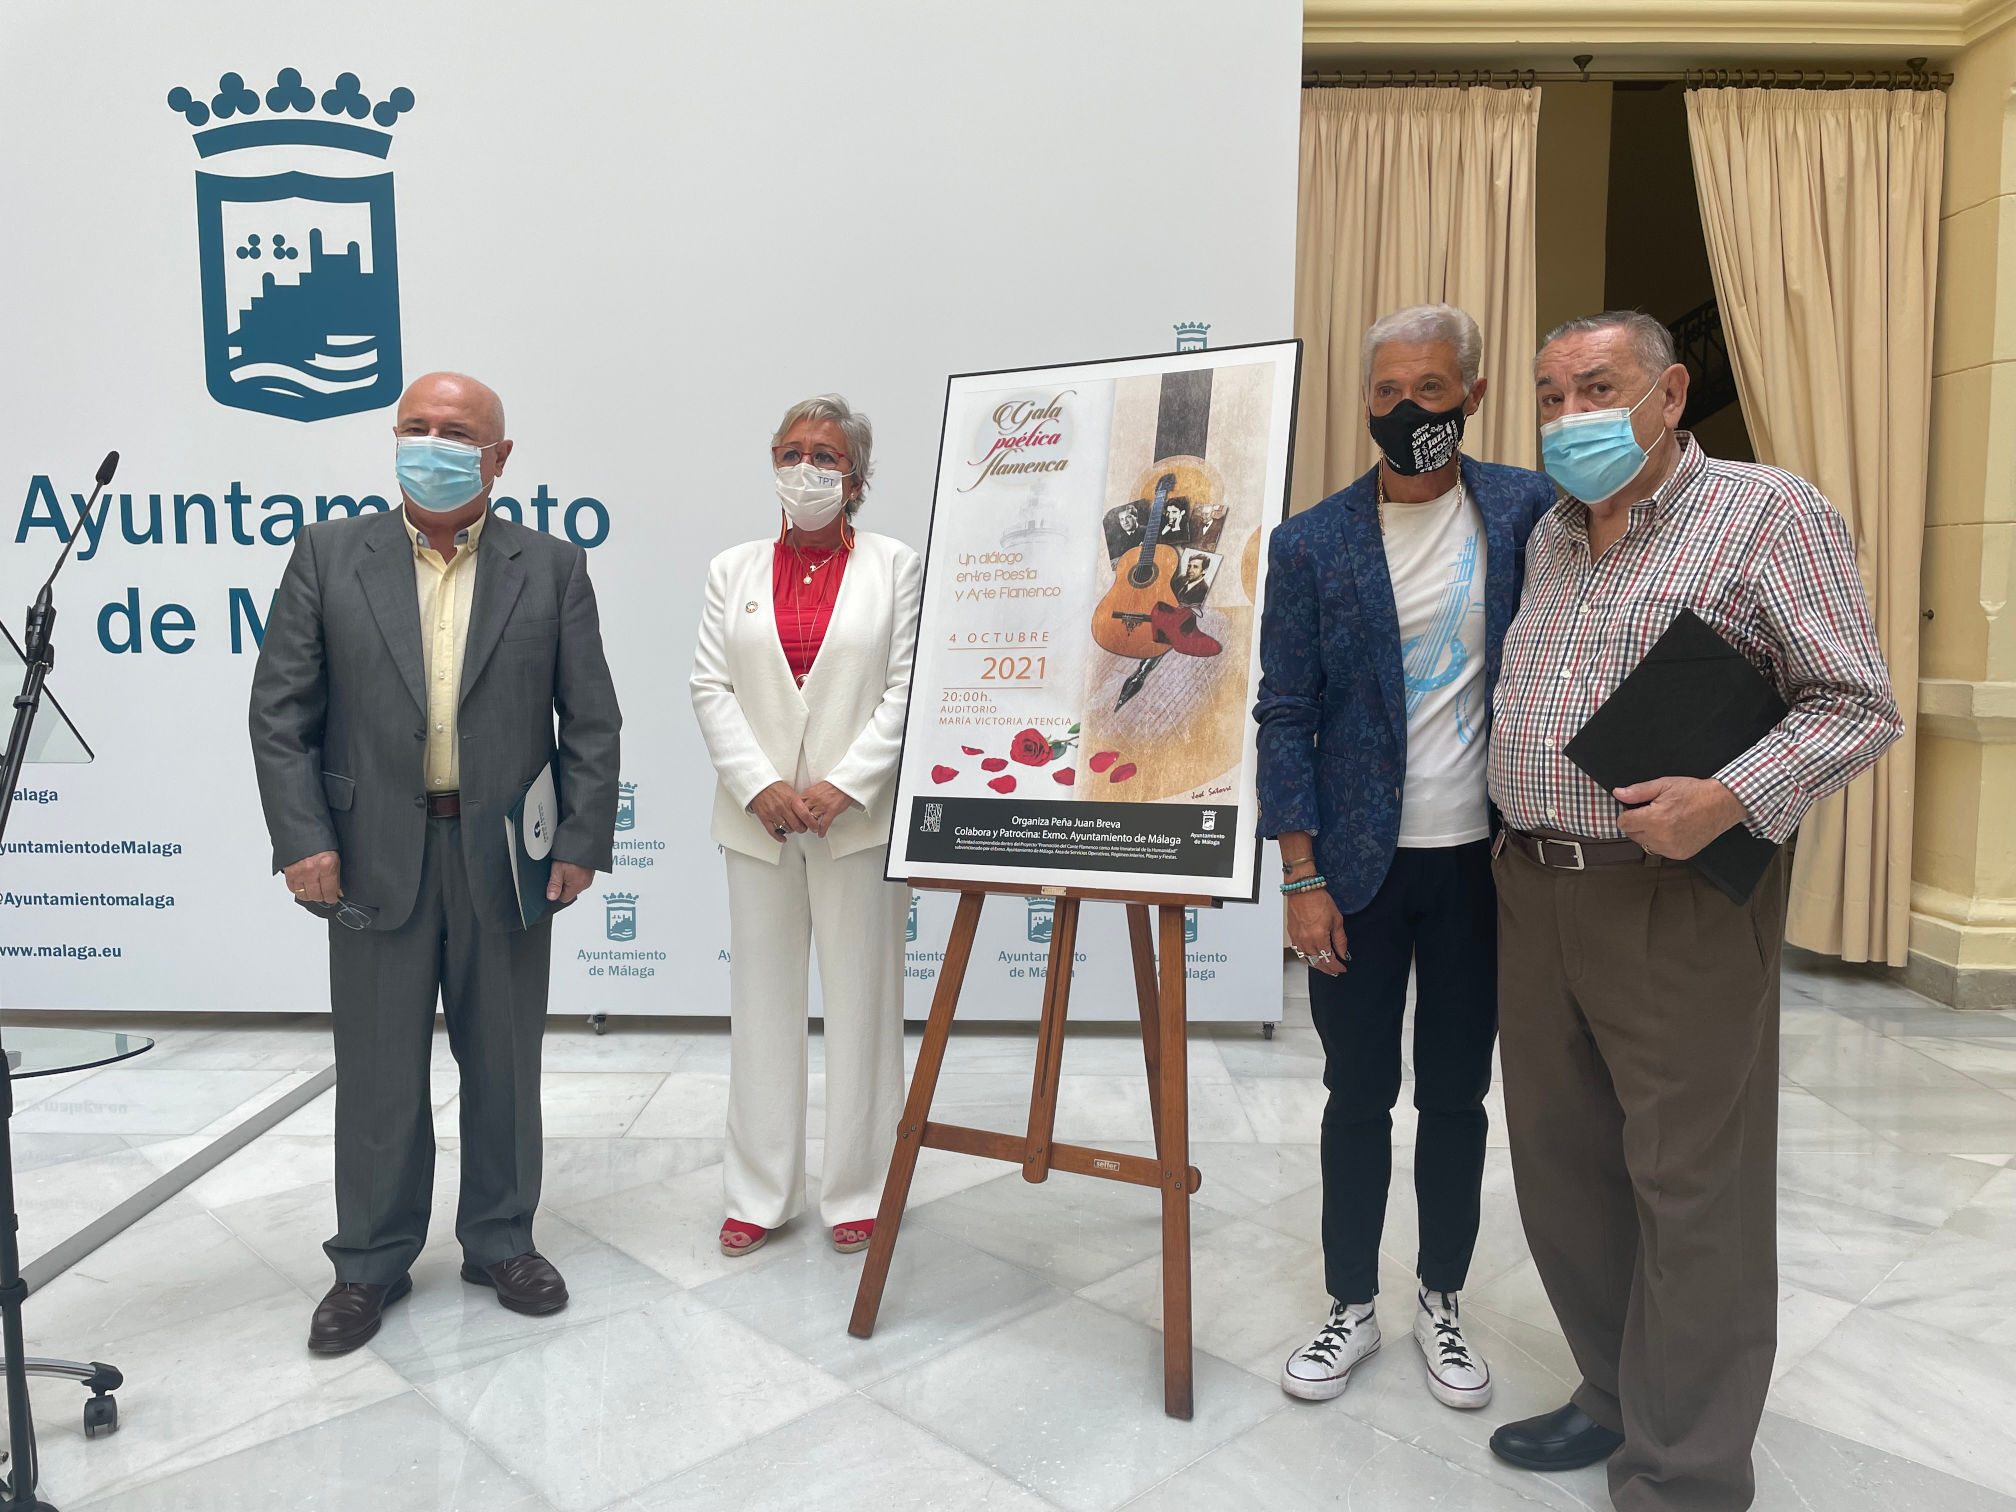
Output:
top-left (1382, 479), bottom-right (1490, 847)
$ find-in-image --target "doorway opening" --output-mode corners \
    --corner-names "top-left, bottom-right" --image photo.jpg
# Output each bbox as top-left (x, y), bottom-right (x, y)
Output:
top-left (1536, 80), bottom-right (1756, 461)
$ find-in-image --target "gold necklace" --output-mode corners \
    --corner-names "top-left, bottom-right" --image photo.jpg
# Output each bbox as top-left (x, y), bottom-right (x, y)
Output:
top-left (1376, 459), bottom-right (1465, 531)
top-left (793, 544), bottom-right (841, 586)
top-left (784, 541), bottom-right (843, 685)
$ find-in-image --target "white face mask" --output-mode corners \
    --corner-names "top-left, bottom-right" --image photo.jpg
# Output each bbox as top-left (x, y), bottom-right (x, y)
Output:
top-left (774, 462), bottom-right (848, 530)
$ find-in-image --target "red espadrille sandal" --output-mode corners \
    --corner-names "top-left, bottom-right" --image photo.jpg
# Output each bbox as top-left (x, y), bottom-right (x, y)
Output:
top-left (719, 1218), bottom-right (768, 1257)
top-left (833, 1219), bottom-right (874, 1254)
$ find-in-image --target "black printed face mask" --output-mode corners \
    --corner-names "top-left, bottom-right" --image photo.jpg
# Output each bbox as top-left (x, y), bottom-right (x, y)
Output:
top-left (1367, 396), bottom-right (1467, 476)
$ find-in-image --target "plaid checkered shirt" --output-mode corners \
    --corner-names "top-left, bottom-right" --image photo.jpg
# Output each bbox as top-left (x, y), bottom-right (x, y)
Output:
top-left (1487, 436), bottom-right (1902, 845)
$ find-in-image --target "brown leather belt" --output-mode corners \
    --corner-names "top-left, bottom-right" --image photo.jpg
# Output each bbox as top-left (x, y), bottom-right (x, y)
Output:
top-left (426, 791), bottom-right (461, 818)
top-left (1499, 827), bottom-right (1649, 871)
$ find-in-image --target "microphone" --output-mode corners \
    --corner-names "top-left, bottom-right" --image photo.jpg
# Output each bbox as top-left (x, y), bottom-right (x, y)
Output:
top-left (27, 448), bottom-right (121, 658)
top-left (38, 449), bottom-right (120, 596)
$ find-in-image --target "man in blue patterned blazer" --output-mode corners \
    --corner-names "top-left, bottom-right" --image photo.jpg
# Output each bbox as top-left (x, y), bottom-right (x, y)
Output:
top-left (1254, 304), bottom-right (1555, 1410)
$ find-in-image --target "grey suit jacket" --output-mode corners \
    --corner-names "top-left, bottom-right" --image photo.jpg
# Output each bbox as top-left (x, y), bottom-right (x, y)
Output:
top-left (249, 507), bottom-right (622, 933)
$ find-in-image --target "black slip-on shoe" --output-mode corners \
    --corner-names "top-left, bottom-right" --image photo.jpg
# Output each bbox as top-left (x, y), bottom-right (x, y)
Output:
top-left (1489, 1402), bottom-right (1625, 1472)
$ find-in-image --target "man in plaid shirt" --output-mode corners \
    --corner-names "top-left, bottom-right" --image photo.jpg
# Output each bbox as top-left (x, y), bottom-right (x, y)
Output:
top-left (1483, 311), bottom-right (1899, 1511)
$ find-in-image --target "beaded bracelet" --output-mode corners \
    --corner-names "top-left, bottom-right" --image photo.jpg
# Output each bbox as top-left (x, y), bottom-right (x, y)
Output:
top-left (1280, 874), bottom-right (1328, 896)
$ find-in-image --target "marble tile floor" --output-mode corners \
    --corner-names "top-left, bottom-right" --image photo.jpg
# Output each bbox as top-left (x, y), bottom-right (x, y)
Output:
top-left (1, 1014), bottom-right (340, 1273)
top-left (2, 956), bottom-right (2013, 1510)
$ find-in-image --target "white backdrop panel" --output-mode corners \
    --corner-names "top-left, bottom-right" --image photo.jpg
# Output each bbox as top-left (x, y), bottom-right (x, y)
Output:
top-left (0, 0), bottom-right (1296, 1018)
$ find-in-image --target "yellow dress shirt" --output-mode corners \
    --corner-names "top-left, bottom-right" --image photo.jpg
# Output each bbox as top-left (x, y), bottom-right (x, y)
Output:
top-left (401, 509), bottom-right (486, 791)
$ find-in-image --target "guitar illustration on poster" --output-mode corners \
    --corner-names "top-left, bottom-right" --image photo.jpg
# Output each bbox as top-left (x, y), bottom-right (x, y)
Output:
top-left (1092, 366), bottom-right (1227, 710)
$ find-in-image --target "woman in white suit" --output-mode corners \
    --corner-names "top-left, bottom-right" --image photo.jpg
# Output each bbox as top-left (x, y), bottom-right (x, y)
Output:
top-left (690, 394), bottom-right (922, 1259)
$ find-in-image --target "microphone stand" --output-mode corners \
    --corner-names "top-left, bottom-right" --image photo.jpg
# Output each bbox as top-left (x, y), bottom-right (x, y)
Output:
top-left (0, 454), bottom-right (117, 1511)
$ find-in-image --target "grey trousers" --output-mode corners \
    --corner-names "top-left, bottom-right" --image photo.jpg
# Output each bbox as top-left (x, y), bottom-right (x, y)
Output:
top-left (324, 815), bottom-right (553, 1283)
top-left (1496, 843), bottom-right (1787, 1512)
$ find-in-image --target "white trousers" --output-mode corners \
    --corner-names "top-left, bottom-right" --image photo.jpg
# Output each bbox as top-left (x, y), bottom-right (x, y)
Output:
top-left (723, 836), bottom-right (907, 1228)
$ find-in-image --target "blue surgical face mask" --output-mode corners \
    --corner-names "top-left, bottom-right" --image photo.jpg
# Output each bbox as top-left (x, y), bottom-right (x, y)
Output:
top-left (395, 436), bottom-right (494, 514)
top-left (1538, 384), bottom-right (1664, 504)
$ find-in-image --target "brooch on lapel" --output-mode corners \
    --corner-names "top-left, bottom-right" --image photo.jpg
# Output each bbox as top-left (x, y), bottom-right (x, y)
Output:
top-left (744, 601), bottom-right (759, 613)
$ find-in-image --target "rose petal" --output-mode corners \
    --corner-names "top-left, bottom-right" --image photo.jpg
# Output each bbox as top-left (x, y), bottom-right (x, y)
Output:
top-left (1052, 768), bottom-right (1075, 784)
top-left (960, 746), bottom-right (983, 756)
top-left (987, 774), bottom-right (1017, 794)
top-left (1089, 750), bottom-right (1120, 773)
top-left (931, 765), bottom-right (958, 783)
top-left (981, 757), bottom-right (1008, 772)
top-left (1109, 762), bottom-right (1137, 782)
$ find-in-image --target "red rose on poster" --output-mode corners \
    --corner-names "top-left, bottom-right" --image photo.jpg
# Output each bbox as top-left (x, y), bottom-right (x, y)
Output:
top-left (1109, 762), bottom-right (1137, 783)
top-left (987, 774), bottom-right (1017, 794)
top-left (1009, 729), bottom-right (1053, 766)
top-left (981, 757), bottom-right (1008, 772)
top-left (1052, 768), bottom-right (1075, 784)
top-left (931, 765), bottom-right (958, 784)
top-left (1088, 750), bottom-right (1120, 773)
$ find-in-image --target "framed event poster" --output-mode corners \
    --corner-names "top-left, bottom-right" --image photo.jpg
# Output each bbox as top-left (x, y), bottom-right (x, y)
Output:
top-left (887, 340), bottom-right (1300, 903)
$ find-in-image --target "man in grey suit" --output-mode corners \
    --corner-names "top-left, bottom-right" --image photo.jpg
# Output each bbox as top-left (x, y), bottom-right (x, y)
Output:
top-left (250, 371), bottom-right (621, 1354)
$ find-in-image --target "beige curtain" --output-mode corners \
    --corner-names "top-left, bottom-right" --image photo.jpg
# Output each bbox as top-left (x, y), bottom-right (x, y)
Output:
top-left (1686, 88), bottom-right (1943, 966)
top-left (1294, 87), bottom-right (1540, 512)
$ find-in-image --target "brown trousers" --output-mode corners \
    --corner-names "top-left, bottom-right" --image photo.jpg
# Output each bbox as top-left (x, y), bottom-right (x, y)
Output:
top-left (1494, 841), bottom-right (1787, 1512)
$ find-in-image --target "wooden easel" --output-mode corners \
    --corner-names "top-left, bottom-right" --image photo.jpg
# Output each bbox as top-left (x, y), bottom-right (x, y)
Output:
top-left (847, 878), bottom-right (1210, 1419)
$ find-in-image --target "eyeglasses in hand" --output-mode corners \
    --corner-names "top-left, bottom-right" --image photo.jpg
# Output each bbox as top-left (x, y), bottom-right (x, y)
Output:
top-left (295, 897), bottom-right (377, 931)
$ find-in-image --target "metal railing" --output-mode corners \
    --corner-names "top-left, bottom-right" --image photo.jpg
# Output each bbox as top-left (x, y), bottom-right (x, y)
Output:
top-left (1671, 298), bottom-right (1741, 430)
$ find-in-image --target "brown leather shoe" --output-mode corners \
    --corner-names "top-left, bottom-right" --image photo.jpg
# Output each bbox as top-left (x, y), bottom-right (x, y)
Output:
top-left (460, 1250), bottom-right (569, 1316)
top-left (307, 1273), bottom-right (411, 1355)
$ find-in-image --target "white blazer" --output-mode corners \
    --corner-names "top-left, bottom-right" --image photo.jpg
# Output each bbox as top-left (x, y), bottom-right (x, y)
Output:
top-left (691, 530), bottom-right (923, 864)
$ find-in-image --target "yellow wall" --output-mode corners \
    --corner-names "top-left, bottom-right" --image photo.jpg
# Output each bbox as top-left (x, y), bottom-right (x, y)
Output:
top-left (1602, 87), bottom-right (1717, 320)
top-left (1913, 13), bottom-right (2016, 1001)
top-left (1534, 83), bottom-right (1612, 341)
top-left (1305, 1), bottom-right (2016, 55)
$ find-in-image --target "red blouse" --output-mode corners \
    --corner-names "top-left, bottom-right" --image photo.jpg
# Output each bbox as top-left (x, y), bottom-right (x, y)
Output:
top-left (772, 538), bottom-right (850, 685)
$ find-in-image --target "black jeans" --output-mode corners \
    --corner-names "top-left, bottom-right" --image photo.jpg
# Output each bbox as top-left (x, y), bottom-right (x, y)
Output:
top-left (1307, 839), bottom-right (1497, 1303)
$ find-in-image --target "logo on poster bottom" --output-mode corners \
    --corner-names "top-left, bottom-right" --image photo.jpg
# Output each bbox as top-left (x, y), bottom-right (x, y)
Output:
top-left (615, 781), bottom-right (637, 832)
top-left (603, 893), bottom-right (638, 942)
top-left (906, 893), bottom-right (919, 942)
top-left (1026, 897), bottom-right (1054, 944)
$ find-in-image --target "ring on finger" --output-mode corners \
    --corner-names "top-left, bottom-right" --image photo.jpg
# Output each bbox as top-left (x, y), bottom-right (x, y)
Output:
top-left (1292, 948), bottom-right (1308, 961)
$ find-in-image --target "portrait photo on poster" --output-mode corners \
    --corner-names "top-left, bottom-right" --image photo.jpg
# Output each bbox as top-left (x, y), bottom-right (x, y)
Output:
top-left (886, 340), bottom-right (1301, 903)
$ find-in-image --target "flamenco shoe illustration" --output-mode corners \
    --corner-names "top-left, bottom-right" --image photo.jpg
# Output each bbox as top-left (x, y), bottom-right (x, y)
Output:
top-left (1150, 601), bottom-right (1222, 658)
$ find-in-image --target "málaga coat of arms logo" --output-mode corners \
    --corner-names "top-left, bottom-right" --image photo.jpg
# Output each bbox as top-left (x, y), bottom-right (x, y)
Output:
top-left (167, 69), bottom-right (412, 422)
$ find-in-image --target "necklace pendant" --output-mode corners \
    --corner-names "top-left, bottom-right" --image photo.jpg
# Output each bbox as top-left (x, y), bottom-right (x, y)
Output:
top-left (802, 575), bottom-right (813, 585)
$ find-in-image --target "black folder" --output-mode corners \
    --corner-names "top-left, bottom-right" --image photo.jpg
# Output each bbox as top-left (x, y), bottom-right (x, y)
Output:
top-left (1562, 609), bottom-right (1786, 905)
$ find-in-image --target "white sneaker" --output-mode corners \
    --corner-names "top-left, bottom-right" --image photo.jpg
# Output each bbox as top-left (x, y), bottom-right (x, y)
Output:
top-left (1281, 1299), bottom-right (1381, 1401)
top-left (1414, 1289), bottom-right (1492, 1409)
